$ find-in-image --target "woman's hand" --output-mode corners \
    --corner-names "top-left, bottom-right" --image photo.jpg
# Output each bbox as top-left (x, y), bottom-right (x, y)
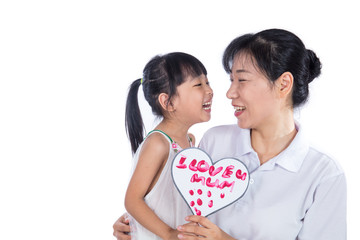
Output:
top-left (112, 213), bottom-right (131, 240)
top-left (177, 215), bottom-right (236, 240)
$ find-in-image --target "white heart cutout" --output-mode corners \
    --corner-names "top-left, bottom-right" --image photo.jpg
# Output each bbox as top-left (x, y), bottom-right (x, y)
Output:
top-left (172, 147), bottom-right (249, 217)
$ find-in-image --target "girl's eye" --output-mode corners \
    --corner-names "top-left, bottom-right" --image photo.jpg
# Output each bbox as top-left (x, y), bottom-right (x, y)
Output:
top-left (194, 81), bottom-right (210, 87)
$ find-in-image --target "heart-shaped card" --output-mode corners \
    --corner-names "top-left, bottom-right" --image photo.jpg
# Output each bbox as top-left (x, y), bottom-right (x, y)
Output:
top-left (171, 147), bottom-right (249, 217)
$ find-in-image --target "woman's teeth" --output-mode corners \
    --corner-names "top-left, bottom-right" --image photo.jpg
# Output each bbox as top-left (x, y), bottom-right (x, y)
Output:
top-left (235, 106), bottom-right (246, 111)
top-left (203, 102), bottom-right (212, 110)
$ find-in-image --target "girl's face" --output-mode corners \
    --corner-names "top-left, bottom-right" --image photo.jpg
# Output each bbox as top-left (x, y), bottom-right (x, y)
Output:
top-left (226, 54), bottom-right (280, 130)
top-left (171, 74), bottom-right (213, 126)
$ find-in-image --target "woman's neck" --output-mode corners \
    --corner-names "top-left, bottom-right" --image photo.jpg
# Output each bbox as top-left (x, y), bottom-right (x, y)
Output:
top-left (250, 112), bottom-right (297, 165)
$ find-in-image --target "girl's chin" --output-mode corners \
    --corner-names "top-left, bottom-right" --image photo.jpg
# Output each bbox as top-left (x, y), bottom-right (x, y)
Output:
top-left (194, 115), bottom-right (211, 125)
top-left (202, 115), bottom-right (211, 123)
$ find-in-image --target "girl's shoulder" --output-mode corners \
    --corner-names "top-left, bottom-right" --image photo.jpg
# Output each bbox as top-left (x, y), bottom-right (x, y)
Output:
top-left (141, 131), bottom-right (171, 156)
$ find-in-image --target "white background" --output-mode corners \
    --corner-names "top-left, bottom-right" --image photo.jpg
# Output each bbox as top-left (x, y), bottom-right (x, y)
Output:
top-left (1, 0), bottom-right (359, 239)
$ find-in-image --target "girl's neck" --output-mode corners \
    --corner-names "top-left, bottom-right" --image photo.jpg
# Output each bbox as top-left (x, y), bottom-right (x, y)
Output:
top-left (250, 111), bottom-right (297, 165)
top-left (155, 119), bottom-right (191, 148)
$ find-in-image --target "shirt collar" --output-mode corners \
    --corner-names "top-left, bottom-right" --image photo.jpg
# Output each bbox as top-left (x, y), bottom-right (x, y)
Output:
top-left (237, 121), bottom-right (309, 173)
top-left (275, 121), bottom-right (309, 172)
top-left (236, 127), bottom-right (253, 156)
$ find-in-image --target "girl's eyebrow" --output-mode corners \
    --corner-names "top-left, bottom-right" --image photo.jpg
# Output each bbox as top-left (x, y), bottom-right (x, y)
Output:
top-left (190, 75), bottom-right (205, 82)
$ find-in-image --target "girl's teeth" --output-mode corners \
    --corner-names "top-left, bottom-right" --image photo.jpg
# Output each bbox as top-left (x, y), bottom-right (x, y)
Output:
top-left (203, 102), bottom-right (212, 110)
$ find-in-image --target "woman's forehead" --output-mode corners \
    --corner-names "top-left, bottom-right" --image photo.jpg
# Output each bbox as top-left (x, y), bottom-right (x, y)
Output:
top-left (232, 53), bottom-right (258, 73)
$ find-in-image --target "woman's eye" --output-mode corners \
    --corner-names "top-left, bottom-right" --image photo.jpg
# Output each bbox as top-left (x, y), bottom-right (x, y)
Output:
top-left (230, 78), bottom-right (245, 82)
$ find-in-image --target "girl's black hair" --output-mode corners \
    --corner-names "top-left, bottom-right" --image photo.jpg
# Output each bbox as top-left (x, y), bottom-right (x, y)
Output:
top-left (223, 28), bottom-right (322, 107)
top-left (125, 52), bottom-right (207, 154)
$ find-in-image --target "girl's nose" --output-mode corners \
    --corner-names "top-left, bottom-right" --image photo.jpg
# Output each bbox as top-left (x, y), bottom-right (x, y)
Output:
top-left (205, 83), bottom-right (213, 96)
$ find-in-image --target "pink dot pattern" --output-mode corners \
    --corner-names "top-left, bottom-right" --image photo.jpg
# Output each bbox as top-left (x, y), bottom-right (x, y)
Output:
top-left (189, 188), bottom-right (226, 215)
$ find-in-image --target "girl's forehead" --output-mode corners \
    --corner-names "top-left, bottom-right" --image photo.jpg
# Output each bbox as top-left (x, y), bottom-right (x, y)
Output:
top-left (185, 73), bottom-right (207, 82)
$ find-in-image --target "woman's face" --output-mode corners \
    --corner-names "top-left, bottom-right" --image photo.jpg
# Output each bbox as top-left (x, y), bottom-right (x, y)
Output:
top-left (226, 54), bottom-right (280, 130)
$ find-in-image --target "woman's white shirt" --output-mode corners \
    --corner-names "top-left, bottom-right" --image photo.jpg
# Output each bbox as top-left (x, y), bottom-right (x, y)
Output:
top-left (199, 123), bottom-right (346, 240)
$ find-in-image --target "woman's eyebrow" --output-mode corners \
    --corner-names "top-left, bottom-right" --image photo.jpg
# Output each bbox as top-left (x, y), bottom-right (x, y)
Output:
top-left (231, 69), bottom-right (248, 74)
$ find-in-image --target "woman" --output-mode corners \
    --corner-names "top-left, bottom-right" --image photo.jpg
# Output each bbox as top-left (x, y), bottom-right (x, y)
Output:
top-left (114, 29), bottom-right (346, 240)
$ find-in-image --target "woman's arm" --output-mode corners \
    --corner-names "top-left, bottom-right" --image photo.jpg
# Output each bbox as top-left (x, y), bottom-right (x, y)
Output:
top-left (297, 173), bottom-right (346, 239)
top-left (124, 133), bottom-right (180, 240)
top-left (177, 215), bottom-right (236, 240)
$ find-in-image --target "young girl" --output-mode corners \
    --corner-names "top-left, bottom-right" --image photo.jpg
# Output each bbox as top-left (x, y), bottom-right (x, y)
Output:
top-left (124, 52), bottom-right (213, 240)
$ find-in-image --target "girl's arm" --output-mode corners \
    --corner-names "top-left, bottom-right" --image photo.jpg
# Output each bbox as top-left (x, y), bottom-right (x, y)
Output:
top-left (112, 214), bottom-right (130, 240)
top-left (124, 133), bottom-right (179, 240)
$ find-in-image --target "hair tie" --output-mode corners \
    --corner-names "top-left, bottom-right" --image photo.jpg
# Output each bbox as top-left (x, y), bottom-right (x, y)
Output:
top-left (140, 78), bottom-right (143, 84)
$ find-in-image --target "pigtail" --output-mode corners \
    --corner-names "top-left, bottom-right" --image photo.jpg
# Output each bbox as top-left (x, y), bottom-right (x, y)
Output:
top-left (125, 78), bottom-right (144, 154)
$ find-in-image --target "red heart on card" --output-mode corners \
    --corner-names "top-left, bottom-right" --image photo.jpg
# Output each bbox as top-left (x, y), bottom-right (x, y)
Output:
top-left (171, 148), bottom-right (249, 217)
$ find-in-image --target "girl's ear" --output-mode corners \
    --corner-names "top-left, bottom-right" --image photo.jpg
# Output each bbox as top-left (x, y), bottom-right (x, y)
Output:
top-left (158, 93), bottom-right (176, 112)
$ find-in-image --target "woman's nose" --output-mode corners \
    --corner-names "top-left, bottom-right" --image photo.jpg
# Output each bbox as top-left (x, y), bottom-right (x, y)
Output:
top-left (226, 82), bottom-right (238, 99)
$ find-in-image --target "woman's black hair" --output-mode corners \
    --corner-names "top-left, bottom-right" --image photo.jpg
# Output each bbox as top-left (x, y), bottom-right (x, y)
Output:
top-left (223, 28), bottom-right (322, 107)
top-left (125, 52), bottom-right (207, 154)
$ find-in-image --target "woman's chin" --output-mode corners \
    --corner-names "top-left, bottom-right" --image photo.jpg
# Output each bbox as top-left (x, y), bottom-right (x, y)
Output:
top-left (237, 120), bottom-right (250, 129)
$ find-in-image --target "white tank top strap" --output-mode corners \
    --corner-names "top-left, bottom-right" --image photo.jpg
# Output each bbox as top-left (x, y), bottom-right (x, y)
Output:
top-left (146, 129), bottom-right (193, 149)
top-left (187, 135), bottom-right (194, 147)
top-left (146, 130), bottom-right (173, 143)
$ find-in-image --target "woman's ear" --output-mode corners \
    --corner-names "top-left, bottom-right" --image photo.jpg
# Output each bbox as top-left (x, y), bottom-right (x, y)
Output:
top-left (276, 72), bottom-right (294, 98)
top-left (158, 93), bottom-right (176, 112)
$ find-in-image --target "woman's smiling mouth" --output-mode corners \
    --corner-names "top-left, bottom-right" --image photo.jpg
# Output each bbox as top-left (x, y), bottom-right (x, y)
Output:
top-left (234, 105), bottom-right (246, 117)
